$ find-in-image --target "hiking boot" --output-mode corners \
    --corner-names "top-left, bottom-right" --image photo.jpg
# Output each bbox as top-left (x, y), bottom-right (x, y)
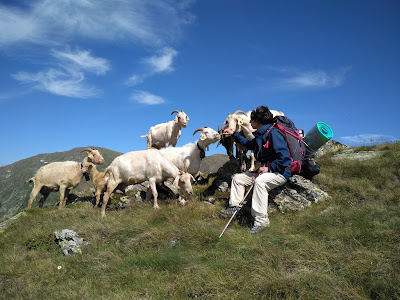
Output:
top-left (249, 222), bottom-right (270, 235)
top-left (219, 206), bottom-right (240, 219)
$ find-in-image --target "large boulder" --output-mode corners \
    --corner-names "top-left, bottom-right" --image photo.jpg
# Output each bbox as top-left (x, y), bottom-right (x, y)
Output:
top-left (200, 157), bottom-right (330, 214)
top-left (269, 175), bottom-right (330, 212)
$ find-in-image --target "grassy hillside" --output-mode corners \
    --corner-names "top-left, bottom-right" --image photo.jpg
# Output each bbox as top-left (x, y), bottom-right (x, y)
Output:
top-left (0, 143), bottom-right (399, 299)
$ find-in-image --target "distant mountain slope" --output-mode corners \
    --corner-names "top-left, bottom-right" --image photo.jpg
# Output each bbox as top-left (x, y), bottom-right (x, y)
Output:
top-left (0, 147), bottom-right (229, 218)
top-left (0, 146), bottom-right (122, 218)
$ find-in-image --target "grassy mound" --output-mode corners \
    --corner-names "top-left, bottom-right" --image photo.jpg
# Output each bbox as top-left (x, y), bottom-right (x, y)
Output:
top-left (0, 143), bottom-right (399, 299)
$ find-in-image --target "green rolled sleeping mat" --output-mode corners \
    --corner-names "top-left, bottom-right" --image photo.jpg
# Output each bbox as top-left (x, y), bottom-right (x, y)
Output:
top-left (303, 122), bottom-right (333, 157)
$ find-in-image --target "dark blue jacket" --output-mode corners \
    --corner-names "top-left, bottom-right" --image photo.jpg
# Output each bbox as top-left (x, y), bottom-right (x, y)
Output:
top-left (232, 124), bottom-right (292, 179)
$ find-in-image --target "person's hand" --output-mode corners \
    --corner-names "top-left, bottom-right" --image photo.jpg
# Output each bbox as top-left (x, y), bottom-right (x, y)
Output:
top-left (223, 128), bottom-right (234, 136)
top-left (257, 166), bottom-right (269, 174)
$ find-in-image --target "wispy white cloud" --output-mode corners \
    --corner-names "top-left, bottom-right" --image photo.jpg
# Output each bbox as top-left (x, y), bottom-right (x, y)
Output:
top-left (144, 47), bottom-right (178, 73)
top-left (130, 90), bottom-right (165, 105)
top-left (340, 134), bottom-right (399, 146)
top-left (126, 47), bottom-right (178, 86)
top-left (1, 1), bottom-right (193, 99)
top-left (12, 68), bottom-right (98, 98)
top-left (126, 75), bottom-right (145, 87)
top-left (51, 49), bottom-right (110, 75)
top-left (12, 49), bottom-right (109, 98)
top-left (0, 1), bottom-right (194, 48)
top-left (267, 66), bottom-right (352, 89)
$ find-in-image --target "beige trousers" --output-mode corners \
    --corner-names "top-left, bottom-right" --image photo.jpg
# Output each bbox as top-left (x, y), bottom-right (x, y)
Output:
top-left (229, 172), bottom-right (287, 226)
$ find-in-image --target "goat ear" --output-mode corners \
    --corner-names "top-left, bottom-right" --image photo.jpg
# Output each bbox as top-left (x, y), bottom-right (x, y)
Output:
top-left (200, 133), bottom-right (206, 140)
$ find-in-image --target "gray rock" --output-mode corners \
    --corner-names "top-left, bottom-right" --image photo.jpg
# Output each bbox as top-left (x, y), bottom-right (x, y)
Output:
top-left (218, 182), bottom-right (229, 193)
top-left (201, 156), bottom-right (330, 214)
top-left (312, 140), bottom-right (350, 158)
top-left (118, 196), bottom-right (133, 209)
top-left (269, 175), bottom-right (329, 212)
top-left (54, 229), bottom-right (87, 255)
top-left (332, 149), bottom-right (382, 160)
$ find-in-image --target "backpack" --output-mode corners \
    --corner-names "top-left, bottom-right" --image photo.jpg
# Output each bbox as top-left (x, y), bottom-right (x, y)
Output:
top-left (263, 116), bottom-right (306, 174)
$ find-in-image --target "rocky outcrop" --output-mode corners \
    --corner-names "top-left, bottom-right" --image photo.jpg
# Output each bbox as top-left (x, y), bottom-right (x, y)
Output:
top-left (54, 229), bottom-right (87, 255)
top-left (312, 140), bottom-right (350, 157)
top-left (199, 157), bottom-right (330, 214)
top-left (269, 175), bottom-right (330, 212)
top-left (332, 149), bottom-right (382, 160)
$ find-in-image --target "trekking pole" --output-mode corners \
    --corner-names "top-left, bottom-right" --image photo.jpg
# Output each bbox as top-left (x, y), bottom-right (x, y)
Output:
top-left (219, 174), bottom-right (256, 239)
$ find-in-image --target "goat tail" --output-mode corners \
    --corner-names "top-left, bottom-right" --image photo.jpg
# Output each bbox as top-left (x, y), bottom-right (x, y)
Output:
top-left (140, 134), bottom-right (148, 138)
top-left (103, 168), bottom-right (114, 184)
top-left (26, 177), bottom-right (35, 183)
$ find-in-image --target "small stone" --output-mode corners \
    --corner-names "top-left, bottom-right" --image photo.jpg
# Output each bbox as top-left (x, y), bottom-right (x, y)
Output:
top-left (54, 229), bottom-right (87, 256)
top-left (218, 182), bottom-right (229, 193)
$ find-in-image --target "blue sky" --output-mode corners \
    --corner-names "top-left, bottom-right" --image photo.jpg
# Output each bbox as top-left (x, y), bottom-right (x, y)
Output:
top-left (0, 0), bottom-right (399, 166)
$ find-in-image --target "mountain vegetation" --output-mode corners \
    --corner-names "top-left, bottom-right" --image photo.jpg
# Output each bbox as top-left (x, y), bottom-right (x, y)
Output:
top-left (0, 142), bottom-right (399, 299)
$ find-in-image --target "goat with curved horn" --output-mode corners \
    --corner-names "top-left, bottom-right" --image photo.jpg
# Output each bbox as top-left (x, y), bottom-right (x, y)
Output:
top-left (79, 147), bottom-right (94, 155)
top-left (161, 126), bottom-right (220, 176)
top-left (193, 127), bottom-right (206, 136)
top-left (141, 110), bottom-right (189, 149)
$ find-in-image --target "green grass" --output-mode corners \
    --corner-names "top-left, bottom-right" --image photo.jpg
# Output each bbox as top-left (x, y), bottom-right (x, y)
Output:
top-left (1, 143), bottom-right (399, 299)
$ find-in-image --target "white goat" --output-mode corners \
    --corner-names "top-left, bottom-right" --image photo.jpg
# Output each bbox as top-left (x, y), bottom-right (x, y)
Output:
top-left (101, 149), bottom-right (194, 217)
top-left (140, 110), bottom-right (189, 149)
top-left (26, 148), bottom-right (105, 209)
top-left (160, 127), bottom-right (221, 176)
top-left (220, 110), bottom-right (285, 171)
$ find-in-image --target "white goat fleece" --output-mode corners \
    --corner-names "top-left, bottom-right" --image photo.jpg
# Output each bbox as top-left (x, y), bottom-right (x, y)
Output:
top-left (101, 148), bottom-right (193, 217)
top-left (160, 127), bottom-right (220, 176)
top-left (140, 110), bottom-right (189, 149)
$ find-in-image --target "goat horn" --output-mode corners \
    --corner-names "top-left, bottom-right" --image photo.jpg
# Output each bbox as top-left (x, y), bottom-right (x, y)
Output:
top-left (193, 127), bottom-right (205, 136)
top-left (79, 148), bottom-right (94, 158)
top-left (171, 110), bottom-right (180, 115)
top-left (234, 110), bottom-right (247, 115)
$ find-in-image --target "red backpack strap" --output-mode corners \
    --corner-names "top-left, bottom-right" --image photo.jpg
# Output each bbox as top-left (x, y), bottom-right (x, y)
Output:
top-left (263, 124), bottom-right (276, 149)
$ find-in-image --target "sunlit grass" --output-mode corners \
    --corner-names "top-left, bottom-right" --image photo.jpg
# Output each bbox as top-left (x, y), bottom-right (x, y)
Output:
top-left (1, 143), bottom-right (399, 299)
